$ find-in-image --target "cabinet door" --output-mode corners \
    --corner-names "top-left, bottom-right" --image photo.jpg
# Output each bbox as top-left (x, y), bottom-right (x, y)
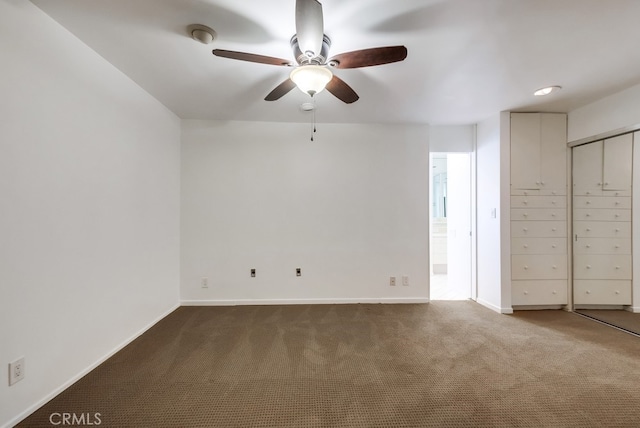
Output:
top-left (539, 113), bottom-right (567, 193)
top-left (572, 141), bottom-right (603, 194)
top-left (603, 134), bottom-right (633, 191)
top-left (511, 113), bottom-right (541, 189)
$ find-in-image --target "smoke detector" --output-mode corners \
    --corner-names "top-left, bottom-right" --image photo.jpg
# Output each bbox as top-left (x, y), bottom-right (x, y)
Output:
top-left (300, 102), bottom-right (315, 112)
top-left (188, 24), bottom-right (216, 45)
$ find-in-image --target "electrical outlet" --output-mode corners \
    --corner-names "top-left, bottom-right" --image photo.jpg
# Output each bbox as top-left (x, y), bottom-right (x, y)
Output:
top-left (390, 276), bottom-right (396, 286)
top-left (250, 269), bottom-right (256, 278)
top-left (402, 276), bottom-right (409, 286)
top-left (201, 277), bottom-right (208, 288)
top-left (9, 357), bottom-right (25, 386)
top-left (296, 268), bottom-right (301, 277)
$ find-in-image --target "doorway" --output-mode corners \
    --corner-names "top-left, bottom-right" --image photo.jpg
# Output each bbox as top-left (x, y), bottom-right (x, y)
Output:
top-left (430, 153), bottom-right (472, 300)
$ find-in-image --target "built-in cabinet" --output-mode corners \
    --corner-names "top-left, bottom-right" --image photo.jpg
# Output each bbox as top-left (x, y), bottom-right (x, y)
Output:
top-left (510, 113), bottom-right (568, 306)
top-left (572, 134), bottom-right (633, 306)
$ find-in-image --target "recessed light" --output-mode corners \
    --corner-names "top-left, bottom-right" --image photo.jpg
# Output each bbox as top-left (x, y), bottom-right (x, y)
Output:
top-left (534, 86), bottom-right (561, 96)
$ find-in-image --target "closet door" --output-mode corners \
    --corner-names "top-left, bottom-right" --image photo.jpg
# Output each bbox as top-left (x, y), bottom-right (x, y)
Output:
top-left (511, 113), bottom-right (541, 190)
top-left (540, 113), bottom-right (568, 194)
top-left (603, 134), bottom-right (632, 191)
top-left (573, 141), bottom-right (603, 196)
top-left (573, 136), bottom-right (633, 307)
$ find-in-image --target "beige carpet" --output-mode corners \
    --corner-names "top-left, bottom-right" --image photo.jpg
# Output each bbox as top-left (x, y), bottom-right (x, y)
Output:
top-left (18, 302), bottom-right (640, 427)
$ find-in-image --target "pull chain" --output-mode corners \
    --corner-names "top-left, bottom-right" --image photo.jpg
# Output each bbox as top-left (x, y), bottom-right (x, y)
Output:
top-left (310, 96), bottom-right (317, 142)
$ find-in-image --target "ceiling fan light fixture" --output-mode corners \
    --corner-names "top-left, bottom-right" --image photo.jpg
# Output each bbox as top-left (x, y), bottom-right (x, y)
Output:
top-left (534, 85), bottom-right (561, 96)
top-left (290, 65), bottom-right (333, 96)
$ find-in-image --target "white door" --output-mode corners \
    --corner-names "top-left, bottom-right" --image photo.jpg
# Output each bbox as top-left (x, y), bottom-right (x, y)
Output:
top-left (446, 154), bottom-right (472, 298)
top-left (510, 113), bottom-right (541, 190)
top-left (573, 141), bottom-right (603, 194)
top-left (540, 113), bottom-right (568, 191)
top-left (429, 153), bottom-right (472, 300)
top-left (603, 134), bottom-right (633, 191)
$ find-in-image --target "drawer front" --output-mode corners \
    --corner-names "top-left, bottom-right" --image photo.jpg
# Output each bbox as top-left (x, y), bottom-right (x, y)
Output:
top-left (573, 196), bottom-right (631, 209)
top-left (573, 209), bottom-right (631, 222)
top-left (573, 188), bottom-right (631, 197)
top-left (574, 221), bottom-right (631, 238)
top-left (511, 221), bottom-right (567, 238)
top-left (573, 280), bottom-right (632, 305)
top-left (573, 187), bottom-right (602, 197)
top-left (511, 188), bottom-right (540, 196)
top-left (511, 195), bottom-right (566, 209)
top-left (573, 255), bottom-right (632, 280)
top-left (512, 255), bottom-right (567, 280)
top-left (511, 188), bottom-right (566, 196)
top-left (511, 208), bottom-right (566, 221)
top-left (603, 190), bottom-right (632, 197)
top-left (573, 238), bottom-right (631, 255)
top-left (511, 237), bottom-right (567, 255)
top-left (512, 280), bottom-right (567, 306)
top-left (538, 188), bottom-right (566, 196)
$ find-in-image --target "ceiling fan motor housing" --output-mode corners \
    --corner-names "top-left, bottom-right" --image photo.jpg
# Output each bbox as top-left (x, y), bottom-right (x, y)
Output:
top-left (291, 34), bottom-right (331, 65)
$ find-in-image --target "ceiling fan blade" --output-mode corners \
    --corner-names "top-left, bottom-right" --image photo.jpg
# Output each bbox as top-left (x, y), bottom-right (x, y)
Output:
top-left (325, 75), bottom-right (359, 104)
top-left (213, 49), bottom-right (294, 67)
top-left (296, 0), bottom-right (324, 58)
top-left (265, 78), bottom-right (297, 101)
top-left (328, 46), bottom-right (408, 69)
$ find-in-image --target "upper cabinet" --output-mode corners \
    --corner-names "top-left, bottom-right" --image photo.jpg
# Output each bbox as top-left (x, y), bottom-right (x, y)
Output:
top-left (511, 113), bottom-right (567, 194)
top-left (573, 134), bottom-right (632, 195)
top-left (603, 134), bottom-right (633, 191)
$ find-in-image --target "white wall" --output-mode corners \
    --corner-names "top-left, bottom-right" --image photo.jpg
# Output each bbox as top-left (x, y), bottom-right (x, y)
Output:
top-left (568, 83), bottom-right (640, 142)
top-left (181, 120), bottom-right (429, 304)
top-left (475, 113), bottom-right (512, 313)
top-left (429, 125), bottom-right (475, 152)
top-left (0, 2), bottom-right (181, 426)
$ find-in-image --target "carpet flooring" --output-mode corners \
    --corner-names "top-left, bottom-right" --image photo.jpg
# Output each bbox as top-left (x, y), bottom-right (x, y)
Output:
top-left (576, 309), bottom-right (640, 336)
top-left (18, 302), bottom-right (640, 427)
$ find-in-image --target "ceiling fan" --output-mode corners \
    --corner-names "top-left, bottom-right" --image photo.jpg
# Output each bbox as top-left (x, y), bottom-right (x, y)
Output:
top-left (212, 0), bottom-right (408, 104)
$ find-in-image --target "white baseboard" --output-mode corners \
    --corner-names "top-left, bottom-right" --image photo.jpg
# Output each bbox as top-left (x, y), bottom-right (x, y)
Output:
top-left (477, 298), bottom-right (513, 314)
top-left (180, 297), bottom-right (430, 306)
top-left (512, 305), bottom-right (564, 311)
top-left (3, 303), bottom-right (180, 428)
top-left (625, 306), bottom-right (640, 313)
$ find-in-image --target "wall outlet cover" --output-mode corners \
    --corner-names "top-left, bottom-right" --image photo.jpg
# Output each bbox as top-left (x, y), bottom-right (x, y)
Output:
top-left (9, 357), bottom-right (25, 386)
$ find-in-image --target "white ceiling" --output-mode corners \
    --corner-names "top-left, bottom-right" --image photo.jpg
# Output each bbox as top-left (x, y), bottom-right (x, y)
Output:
top-left (31, 0), bottom-right (640, 125)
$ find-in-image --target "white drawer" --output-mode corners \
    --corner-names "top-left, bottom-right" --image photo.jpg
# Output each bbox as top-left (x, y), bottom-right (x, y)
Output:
top-left (512, 280), bottom-right (567, 306)
top-left (511, 188), bottom-right (540, 196)
top-left (573, 187), bottom-right (631, 197)
top-left (573, 280), bottom-right (631, 305)
top-left (573, 238), bottom-right (631, 255)
top-left (573, 209), bottom-right (631, 222)
top-left (511, 195), bottom-right (566, 209)
top-left (511, 237), bottom-right (567, 255)
top-left (603, 189), bottom-right (632, 197)
top-left (574, 221), bottom-right (631, 238)
top-left (511, 188), bottom-right (567, 196)
top-left (573, 187), bottom-right (602, 197)
top-left (511, 208), bottom-right (566, 221)
top-left (511, 221), bottom-right (567, 238)
top-left (512, 255), bottom-right (567, 280)
top-left (573, 196), bottom-right (631, 209)
top-left (573, 255), bottom-right (632, 280)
